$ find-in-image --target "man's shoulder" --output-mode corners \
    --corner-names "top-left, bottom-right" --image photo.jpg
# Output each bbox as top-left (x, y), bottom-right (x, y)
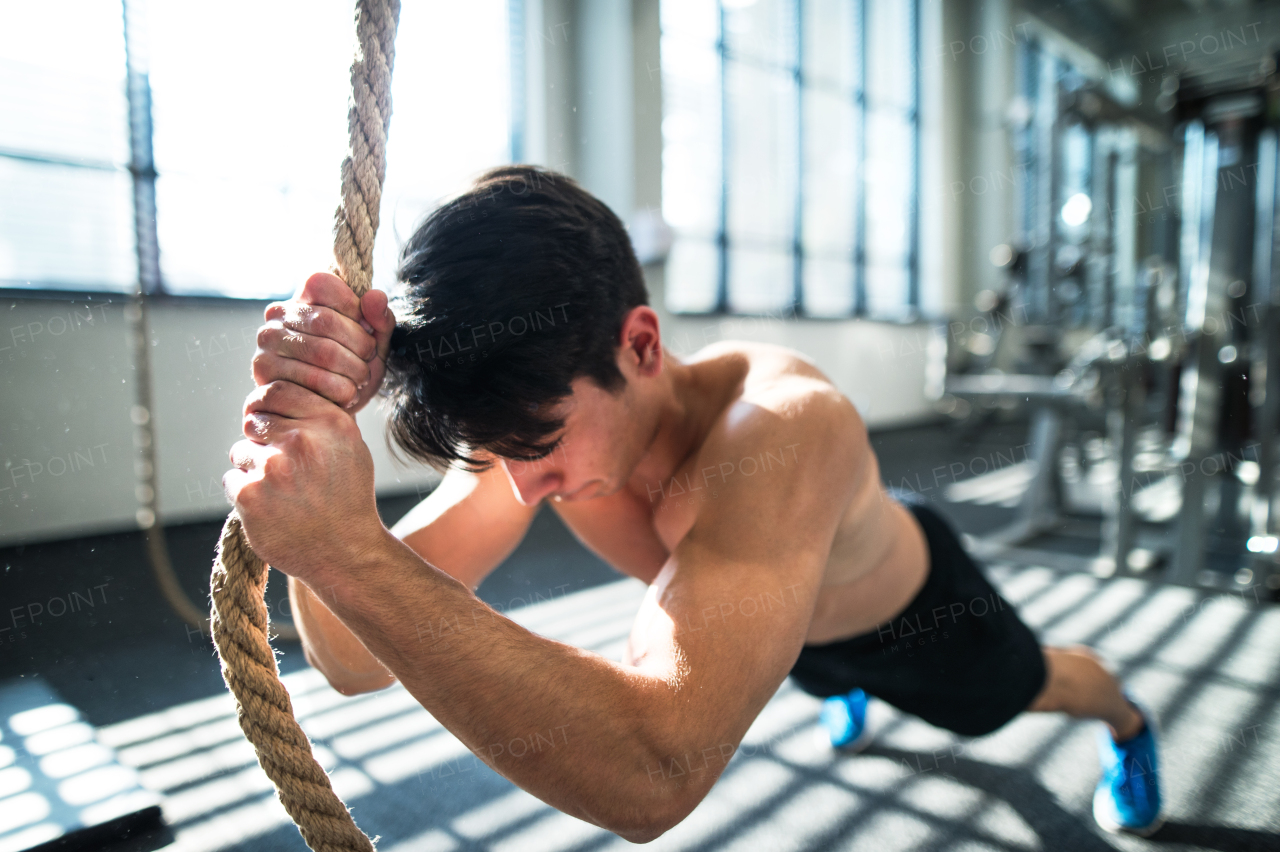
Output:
top-left (693, 340), bottom-right (855, 408)
top-left (696, 346), bottom-right (867, 488)
top-left (672, 344), bottom-right (869, 568)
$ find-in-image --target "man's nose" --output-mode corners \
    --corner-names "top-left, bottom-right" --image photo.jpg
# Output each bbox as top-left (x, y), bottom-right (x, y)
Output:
top-left (505, 461), bottom-right (561, 505)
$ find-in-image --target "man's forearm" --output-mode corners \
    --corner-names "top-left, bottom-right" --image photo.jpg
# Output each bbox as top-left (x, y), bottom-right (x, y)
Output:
top-left (288, 575), bottom-right (395, 694)
top-left (309, 530), bottom-right (688, 838)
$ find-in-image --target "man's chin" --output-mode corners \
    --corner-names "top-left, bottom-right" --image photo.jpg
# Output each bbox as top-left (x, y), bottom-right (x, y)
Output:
top-left (556, 480), bottom-right (611, 502)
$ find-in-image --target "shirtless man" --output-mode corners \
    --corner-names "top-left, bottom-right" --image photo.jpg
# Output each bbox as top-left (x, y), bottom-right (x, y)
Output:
top-left (227, 166), bottom-right (1164, 841)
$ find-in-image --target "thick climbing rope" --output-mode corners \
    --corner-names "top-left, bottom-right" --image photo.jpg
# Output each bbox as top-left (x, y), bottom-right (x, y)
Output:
top-left (209, 1), bottom-right (400, 850)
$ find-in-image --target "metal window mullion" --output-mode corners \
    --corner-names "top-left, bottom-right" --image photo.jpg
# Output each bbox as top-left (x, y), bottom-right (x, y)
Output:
top-left (121, 0), bottom-right (161, 296)
top-left (792, 0), bottom-right (804, 314)
top-left (907, 0), bottom-right (920, 313)
top-left (1253, 130), bottom-right (1280, 543)
top-left (716, 1), bottom-right (729, 313)
top-left (1028, 47), bottom-right (1057, 325)
top-left (509, 0), bottom-right (526, 163)
top-left (0, 148), bottom-right (123, 173)
top-left (853, 0), bottom-right (867, 316)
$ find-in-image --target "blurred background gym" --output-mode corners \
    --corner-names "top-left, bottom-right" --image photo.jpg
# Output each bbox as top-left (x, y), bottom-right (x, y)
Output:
top-left (2, 0), bottom-right (1280, 849)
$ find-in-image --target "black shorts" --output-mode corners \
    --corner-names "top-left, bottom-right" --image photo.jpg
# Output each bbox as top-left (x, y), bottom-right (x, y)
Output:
top-left (789, 494), bottom-right (1046, 737)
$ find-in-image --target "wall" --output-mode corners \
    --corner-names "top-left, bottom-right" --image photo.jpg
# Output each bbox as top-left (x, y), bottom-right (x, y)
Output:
top-left (0, 296), bottom-right (437, 547)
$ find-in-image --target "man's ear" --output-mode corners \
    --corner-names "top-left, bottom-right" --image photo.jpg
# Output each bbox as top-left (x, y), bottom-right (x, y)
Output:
top-left (618, 306), bottom-right (663, 378)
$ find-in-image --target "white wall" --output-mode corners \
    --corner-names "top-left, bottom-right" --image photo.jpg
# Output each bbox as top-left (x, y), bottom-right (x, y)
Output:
top-left (0, 297), bottom-right (437, 546)
top-left (649, 269), bottom-right (939, 427)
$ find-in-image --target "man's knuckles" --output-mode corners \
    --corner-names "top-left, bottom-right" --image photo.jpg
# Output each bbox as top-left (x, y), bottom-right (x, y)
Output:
top-left (255, 327), bottom-right (368, 392)
top-left (307, 307), bottom-right (377, 360)
top-left (259, 444), bottom-right (303, 480)
top-left (246, 380), bottom-right (305, 413)
top-left (228, 436), bottom-right (310, 483)
top-left (304, 307), bottom-right (340, 340)
top-left (249, 350), bottom-right (282, 386)
top-left (243, 412), bottom-right (274, 441)
top-left (256, 324), bottom-right (327, 367)
top-left (300, 273), bottom-right (359, 318)
top-left (260, 302), bottom-right (377, 361)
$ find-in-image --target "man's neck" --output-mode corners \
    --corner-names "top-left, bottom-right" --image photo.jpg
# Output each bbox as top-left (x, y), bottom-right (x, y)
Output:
top-left (626, 348), bottom-right (739, 493)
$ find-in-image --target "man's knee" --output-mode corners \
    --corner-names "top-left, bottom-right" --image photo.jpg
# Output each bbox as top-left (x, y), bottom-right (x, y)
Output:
top-left (1026, 648), bottom-right (1058, 712)
top-left (1030, 645), bottom-right (1086, 711)
top-left (1030, 645), bottom-right (1109, 711)
top-left (1045, 643), bottom-right (1105, 670)
top-left (1060, 643), bottom-right (1102, 661)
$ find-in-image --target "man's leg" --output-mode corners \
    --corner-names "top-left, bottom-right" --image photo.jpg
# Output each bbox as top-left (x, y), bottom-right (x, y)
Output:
top-left (1028, 645), bottom-right (1164, 834)
top-left (1026, 645), bottom-right (1144, 741)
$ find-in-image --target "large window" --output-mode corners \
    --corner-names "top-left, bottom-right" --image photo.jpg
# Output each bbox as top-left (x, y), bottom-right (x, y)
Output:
top-left (661, 0), bottom-right (920, 318)
top-left (0, 0), bottom-right (513, 299)
top-left (0, 1), bottom-right (135, 292)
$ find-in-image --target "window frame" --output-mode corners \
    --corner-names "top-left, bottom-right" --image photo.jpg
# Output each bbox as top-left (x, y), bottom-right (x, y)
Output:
top-left (666, 0), bottom-right (922, 321)
top-left (0, 0), bottom-right (522, 302)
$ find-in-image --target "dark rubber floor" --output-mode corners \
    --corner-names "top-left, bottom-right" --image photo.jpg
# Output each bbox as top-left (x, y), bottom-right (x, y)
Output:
top-left (2, 418), bottom-right (1277, 851)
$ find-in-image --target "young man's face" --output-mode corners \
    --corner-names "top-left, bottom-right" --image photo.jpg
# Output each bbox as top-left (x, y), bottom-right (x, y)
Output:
top-left (498, 375), bottom-right (653, 506)
top-left (497, 306), bottom-right (664, 506)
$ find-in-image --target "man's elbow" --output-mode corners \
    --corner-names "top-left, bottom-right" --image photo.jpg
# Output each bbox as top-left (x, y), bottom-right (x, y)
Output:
top-left (303, 647), bottom-right (396, 696)
top-left (601, 788), bottom-right (700, 843)
top-left (608, 804), bottom-right (690, 844)
top-left (612, 819), bottom-right (673, 845)
top-left (330, 674), bottom-right (396, 697)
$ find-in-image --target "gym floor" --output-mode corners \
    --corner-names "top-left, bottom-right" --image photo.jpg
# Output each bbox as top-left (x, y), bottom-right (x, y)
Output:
top-left (2, 418), bottom-right (1278, 852)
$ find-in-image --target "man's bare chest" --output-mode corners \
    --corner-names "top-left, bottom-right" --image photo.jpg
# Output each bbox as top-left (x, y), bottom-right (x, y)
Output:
top-left (550, 485), bottom-right (699, 584)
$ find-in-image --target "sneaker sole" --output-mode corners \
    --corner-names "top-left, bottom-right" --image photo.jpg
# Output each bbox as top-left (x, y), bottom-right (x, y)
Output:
top-left (836, 729), bottom-right (874, 753)
top-left (823, 722), bottom-right (874, 754)
top-left (1094, 807), bottom-right (1165, 837)
top-left (1093, 788), bottom-right (1165, 837)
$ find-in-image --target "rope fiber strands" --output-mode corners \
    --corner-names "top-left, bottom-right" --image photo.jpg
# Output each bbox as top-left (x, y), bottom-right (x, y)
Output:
top-left (209, 1), bottom-right (400, 849)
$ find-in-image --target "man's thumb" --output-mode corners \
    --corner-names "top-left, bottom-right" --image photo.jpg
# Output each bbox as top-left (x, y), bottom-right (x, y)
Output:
top-left (361, 290), bottom-right (395, 358)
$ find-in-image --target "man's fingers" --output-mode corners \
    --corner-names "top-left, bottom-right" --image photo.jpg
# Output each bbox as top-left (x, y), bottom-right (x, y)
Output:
top-left (251, 350), bottom-right (362, 408)
top-left (256, 323), bottom-right (372, 387)
top-left (296, 272), bottom-right (363, 323)
top-left (242, 410), bottom-right (288, 444)
top-left (221, 465), bottom-right (253, 504)
top-left (244, 380), bottom-right (346, 420)
top-left (225, 439), bottom-right (283, 503)
top-left (262, 303), bottom-right (377, 361)
top-left (360, 289), bottom-right (396, 364)
top-left (228, 438), bottom-right (270, 472)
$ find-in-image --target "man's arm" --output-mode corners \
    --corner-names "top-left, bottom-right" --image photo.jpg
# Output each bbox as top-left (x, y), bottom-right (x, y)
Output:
top-left (290, 578), bottom-right (394, 695)
top-left (265, 390), bottom-right (860, 841)
top-left (246, 270), bottom-right (539, 694)
top-left (291, 463), bottom-right (539, 695)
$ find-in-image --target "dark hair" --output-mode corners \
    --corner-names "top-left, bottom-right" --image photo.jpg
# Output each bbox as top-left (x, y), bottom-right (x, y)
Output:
top-left (384, 165), bottom-right (648, 472)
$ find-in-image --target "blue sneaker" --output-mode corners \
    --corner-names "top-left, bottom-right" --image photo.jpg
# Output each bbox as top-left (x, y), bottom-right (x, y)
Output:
top-left (1093, 696), bottom-right (1163, 836)
top-left (819, 688), bottom-right (872, 752)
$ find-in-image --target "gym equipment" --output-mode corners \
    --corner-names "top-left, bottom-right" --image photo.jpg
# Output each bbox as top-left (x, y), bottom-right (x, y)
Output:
top-left (946, 64), bottom-right (1181, 579)
top-left (1167, 61), bottom-right (1280, 593)
top-left (941, 39), bottom-right (1280, 598)
top-left (208, 2), bottom-right (400, 850)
